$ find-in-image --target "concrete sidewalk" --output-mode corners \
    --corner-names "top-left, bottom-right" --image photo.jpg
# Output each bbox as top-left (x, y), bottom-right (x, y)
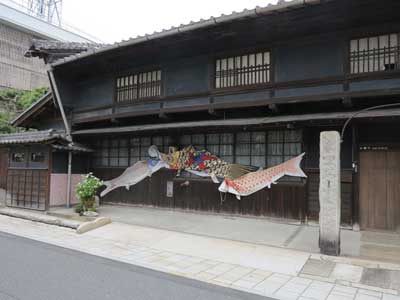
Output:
top-left (52, 205), bottom-right (400, 263)
top-left (0, 213), bottom-right (399, 300)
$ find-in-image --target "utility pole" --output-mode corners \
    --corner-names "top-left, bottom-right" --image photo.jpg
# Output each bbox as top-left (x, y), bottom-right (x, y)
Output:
top-left (26, 0), bottom-right (63, 26)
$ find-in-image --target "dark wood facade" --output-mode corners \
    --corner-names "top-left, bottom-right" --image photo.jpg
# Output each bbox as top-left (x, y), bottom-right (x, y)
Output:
top-left (70, 122), bottom-right (355, 224)
top-left (11, 0), bottom-right (400, 230)
top-left (2, 145), bottom-right (51, 210)
top-left (359, 151), bottom-right (400, 231)
top-left (0, 148), bottom-right (7, 192)
top-left (98, 168), bottom-right (307, 220)
top-left (6, 168), bottom-right (49, 210)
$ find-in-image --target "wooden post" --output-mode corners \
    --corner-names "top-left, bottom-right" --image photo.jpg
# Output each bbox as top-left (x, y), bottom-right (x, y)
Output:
top-left (351, 124), bottom-right (360, 231)
top-left (66, 151), bottom-right (72, 208)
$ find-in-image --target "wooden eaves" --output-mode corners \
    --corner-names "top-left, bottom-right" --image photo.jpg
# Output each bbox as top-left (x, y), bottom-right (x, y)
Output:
top-left (72, 107), bottom-right (400, 136)
top-left (10, 92), bottom-right (53, 127)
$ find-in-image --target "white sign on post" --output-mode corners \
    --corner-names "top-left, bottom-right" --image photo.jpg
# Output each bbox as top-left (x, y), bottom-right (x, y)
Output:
top-left (166, 181), bottom-right (173, 198)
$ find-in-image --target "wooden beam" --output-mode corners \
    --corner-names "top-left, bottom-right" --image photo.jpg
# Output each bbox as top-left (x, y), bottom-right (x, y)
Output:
top-left (72, 108), bottom-right (400, 136)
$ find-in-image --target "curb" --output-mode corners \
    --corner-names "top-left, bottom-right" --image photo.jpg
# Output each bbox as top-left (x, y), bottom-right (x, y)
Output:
top-left (310, 253), bottom-right (400, 271)
top-left (0, 208), bottom-right (112, 234)
top-left (77, 217), bottom-right (112, 234)
top-left (0, 208), bottom-right (79, 229)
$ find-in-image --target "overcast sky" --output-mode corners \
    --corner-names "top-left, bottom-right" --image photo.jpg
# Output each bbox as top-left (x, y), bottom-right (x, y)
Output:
top-left (60, 0), bottom-right (277, 43)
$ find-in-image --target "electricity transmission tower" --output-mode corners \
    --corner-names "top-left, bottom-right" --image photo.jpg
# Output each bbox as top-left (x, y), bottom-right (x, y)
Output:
top-left (26, 0), bottom-right (63, 26)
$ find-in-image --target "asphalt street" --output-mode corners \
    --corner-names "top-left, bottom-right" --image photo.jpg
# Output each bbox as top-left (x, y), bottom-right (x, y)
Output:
top-left (0, 231), bottom-right (271, 300)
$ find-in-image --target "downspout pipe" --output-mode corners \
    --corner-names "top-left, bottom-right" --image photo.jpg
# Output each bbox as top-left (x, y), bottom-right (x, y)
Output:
top-left (340, 102), bottom-right (400, 231)
top-left (340, 102), bottom-right (400, 143)
top-left (48, 67), bottom-right (73, 208)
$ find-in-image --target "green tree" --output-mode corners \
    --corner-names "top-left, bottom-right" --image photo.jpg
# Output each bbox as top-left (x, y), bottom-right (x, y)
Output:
top-left (0, 87), bottom-right (48, 134)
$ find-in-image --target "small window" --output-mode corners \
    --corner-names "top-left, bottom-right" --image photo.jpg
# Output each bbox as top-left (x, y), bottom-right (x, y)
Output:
top-left (116, 70), bottom-right (162, 102)
top-left (215, 51), bottom-right (270, 89)
top-left (350, 33), bottom-right (400, 74)
top-left (206, 133), bottom-right (234, 163)
top-left (235, 131), bottom-right (266, 167)
top-left (267, 130), bottom-right (302, 167)
top-left (30, 152), bottom-right (45, 162)
top-left (11, 152), bottom-right (25, 162)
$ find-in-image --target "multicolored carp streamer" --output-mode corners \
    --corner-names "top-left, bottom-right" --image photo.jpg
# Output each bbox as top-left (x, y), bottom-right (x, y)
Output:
top-left (160, 145), bottom-right (257, 181)
top-left (218, 153), bottom-right (307, 199)
top-left (100, 145), bottom-right (307, 199)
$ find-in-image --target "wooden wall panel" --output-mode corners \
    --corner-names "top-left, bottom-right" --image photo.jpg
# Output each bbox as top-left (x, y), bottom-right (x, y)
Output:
top-left (360, 151), bottom-right (400, 231)
top-left (0, 148), bottom-right (8, 190)
top-left (6, 169), bottom-right (48, 210)
top-left (386, 152), bottom-right (400, 231)
top-left (96, 168), bottom-right (307, 221)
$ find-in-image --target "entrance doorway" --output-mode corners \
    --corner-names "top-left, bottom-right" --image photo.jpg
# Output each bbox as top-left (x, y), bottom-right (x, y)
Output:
top-left (359, 150), bottom-right (400, 231)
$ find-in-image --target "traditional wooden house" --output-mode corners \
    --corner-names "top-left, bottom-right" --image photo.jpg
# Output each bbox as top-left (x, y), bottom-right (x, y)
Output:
top-left (1, 0), bottom-right (400, 232)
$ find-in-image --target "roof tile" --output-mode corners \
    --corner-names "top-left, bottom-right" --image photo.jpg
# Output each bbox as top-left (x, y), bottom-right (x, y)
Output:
top-left (0, 129), bottom-right (66, 145)
top-left (50, 0), bottom-right (321, 67)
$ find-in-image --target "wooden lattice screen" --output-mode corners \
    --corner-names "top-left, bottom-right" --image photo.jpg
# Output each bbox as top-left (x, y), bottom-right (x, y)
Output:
top-left (6, 169), bottom-right (48, 210)
top-left (215, 51), bottom-right (271, 89)
top-left (115, 70), bottom-right (162, 102)
top-left (350, 33), bottom-right (400, 74)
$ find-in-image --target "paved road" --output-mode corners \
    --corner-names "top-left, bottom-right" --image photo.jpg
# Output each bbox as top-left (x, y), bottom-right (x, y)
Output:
top-left (0, 232), bottom-right (271, 300)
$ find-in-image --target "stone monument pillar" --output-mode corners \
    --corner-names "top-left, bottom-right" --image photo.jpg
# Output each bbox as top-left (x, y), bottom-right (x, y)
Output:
top-left (319, 131), bottom-right (341, 256)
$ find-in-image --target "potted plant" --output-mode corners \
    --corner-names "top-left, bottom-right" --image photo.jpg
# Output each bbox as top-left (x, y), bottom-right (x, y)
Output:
top-left (75, 173), bottom-right (103, 215)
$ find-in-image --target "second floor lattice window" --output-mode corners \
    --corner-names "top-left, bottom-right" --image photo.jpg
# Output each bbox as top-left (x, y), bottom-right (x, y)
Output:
top-left (350, 33), bottom-right (399, 74)
top-left (116, 70), bottom-right (162, 102)
top-left (215, 51), bottom-right (270, 89)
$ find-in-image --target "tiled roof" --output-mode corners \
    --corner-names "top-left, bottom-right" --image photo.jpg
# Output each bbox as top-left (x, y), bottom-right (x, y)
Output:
top-left (24, 39), bottom-right (107, 61)
top-left (29, 39), bottom-right (107, 52)
top-left (0, 129), bottom-right (66, 145)
top-left (51, 0), bottom-right (322, 67)
top-left (10, 92), bottom-right (53, 127)
top-left (0, 130), bottom-right (93, 152)
top-left (4, 96), bottom-right (93, 152)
